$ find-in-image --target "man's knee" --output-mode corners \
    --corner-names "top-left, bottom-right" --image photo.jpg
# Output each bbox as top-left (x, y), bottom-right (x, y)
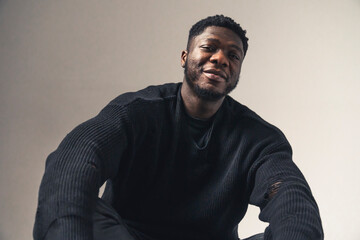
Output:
top-left (93, 198), bottom-right (136, 240)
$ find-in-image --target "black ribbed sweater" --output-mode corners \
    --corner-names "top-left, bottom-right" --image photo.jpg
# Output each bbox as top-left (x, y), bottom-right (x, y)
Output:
top-left (34, 83), bottom-right (323, 240)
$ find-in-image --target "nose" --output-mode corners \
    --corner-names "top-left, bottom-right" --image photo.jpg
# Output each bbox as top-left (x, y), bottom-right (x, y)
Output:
top-left (209, 50), bottom-right (229, 68)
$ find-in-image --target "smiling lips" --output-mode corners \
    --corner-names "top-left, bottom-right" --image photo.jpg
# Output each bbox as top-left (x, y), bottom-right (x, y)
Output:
top-left (203, 69), bottom-right (227, 82)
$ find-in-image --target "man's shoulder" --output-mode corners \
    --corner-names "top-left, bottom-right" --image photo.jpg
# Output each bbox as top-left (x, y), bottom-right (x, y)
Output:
top-left (224, 96), bottom-right (287, 142)
top-left (109, 82), bottom-right (181, 107)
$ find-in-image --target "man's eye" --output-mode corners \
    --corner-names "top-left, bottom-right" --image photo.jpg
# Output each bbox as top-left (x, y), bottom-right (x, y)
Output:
top-left (201, 46), bottom-right (215, 51)
top-left (230, 53), bottom-right (240, 60)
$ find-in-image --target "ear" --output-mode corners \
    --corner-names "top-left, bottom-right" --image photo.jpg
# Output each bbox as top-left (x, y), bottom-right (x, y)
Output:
top-left (181, 50), bottom-right (188, 68)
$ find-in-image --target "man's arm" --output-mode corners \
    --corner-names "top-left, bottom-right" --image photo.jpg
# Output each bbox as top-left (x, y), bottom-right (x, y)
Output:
top-left (33, 103), bottom-right (130, 240)
top-left (248, 142), bottom-right (324, 240)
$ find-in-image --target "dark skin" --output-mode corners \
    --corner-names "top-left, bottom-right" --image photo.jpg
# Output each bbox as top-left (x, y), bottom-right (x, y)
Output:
top-left (181, 26), bottom-right (245, 119)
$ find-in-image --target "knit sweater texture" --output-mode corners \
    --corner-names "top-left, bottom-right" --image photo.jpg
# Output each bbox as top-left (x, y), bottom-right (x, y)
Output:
top-left (34, 83), bottom-right (323, 240)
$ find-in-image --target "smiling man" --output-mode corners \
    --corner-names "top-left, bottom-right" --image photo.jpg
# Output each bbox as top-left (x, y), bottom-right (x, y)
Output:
top-left (181, 25), bottom-right (243, 120)
top-left (34, 15), bottom-right (323, 240)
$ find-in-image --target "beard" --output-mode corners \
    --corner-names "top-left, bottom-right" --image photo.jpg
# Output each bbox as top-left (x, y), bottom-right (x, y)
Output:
top-left (184, 59), bottom-right (239, 101)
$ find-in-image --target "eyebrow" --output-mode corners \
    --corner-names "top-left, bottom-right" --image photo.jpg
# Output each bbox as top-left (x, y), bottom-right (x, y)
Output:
top-left (206, 38), bottom-right (244, 55)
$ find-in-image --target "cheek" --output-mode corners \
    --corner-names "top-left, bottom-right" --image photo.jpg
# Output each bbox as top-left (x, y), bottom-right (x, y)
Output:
top-left (189, 52), bottom-right (208, 66)
top-left (231, 63), bottom-right (242, 76)
top-left (187, 59), bottom-right (203, 73)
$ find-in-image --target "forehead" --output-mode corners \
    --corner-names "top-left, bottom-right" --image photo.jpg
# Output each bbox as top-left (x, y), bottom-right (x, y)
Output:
top-left (190, 26), bottom-right (243, 51)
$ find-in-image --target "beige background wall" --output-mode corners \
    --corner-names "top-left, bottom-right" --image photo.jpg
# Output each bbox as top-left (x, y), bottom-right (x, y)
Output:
top-left (1, 0), bottom-right (359, 239)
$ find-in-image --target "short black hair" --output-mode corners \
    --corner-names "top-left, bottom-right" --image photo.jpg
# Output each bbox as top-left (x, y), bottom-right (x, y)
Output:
top-left (187, 15), bottom-right (249, 56)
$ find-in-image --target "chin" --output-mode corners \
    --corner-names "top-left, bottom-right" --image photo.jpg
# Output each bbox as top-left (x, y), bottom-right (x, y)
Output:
top-left (193, 85), bottom-right (225, 101)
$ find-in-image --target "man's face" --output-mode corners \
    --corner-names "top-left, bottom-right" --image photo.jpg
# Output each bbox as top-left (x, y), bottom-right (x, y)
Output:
top-left (181, 26), bottom-right (244, 101)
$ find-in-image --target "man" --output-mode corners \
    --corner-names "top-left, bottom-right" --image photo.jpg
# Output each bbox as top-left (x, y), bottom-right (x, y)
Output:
top-left (34, 15), bottom-right (323, 240)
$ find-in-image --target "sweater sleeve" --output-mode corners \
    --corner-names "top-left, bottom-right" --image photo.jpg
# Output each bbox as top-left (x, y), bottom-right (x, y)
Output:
top-left (33, 103), bottom-right (131, 240)
top-left (248, 142), bottom-right (324, 240)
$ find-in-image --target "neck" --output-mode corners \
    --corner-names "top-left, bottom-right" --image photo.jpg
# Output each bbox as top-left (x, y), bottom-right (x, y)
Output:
top-left (181, 80), bottom-right (224, 120)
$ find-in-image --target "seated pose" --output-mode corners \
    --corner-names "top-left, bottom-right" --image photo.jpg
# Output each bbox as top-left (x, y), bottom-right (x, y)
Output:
top-left (33, 15), bottom-right (323, 240)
